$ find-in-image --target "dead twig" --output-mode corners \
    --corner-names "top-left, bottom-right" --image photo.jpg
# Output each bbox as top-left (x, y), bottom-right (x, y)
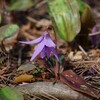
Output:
top-left (16, 82), bottom-right (92, 100)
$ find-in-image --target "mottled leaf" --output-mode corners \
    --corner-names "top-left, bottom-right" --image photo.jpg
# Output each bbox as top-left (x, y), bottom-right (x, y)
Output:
top-left (0, 24), bottom-right (19, 41)
top-left (8, 0), bottom-right (36, 11)
top-left (48, 0), bottom-right (81, 42)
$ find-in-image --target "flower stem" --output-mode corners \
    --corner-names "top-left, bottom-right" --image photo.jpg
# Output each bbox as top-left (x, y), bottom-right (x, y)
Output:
top-left (45, 26), bottom-right (60, 79)
top-left (48, 25), bottom-right (60, 79)
top-left (47, 25), bottom-right (57, 51)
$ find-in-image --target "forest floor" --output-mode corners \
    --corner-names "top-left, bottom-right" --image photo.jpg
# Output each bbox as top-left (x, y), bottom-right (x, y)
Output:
top-left (0, 0), bottom-right (100, 100)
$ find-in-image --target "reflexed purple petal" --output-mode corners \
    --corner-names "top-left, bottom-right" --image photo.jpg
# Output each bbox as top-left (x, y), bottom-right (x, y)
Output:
top-left (45, 47), bottom-right (51, 58)
top-left (45, 34), bottom-right (56, 47)
top-left (30, 42), bottom-right (45, 61)
top-left (91, 36), bottom-right (97, 46)
top-left (92, 26), bottom-right (97, 33)
top-left (19, 36), bottom-right (43, 44)
top-left (50, 47), bottom-right (59, 61)
top-left (90, 26), bottom-right (99, 46)
top-left (40, 47), bottom-right (45, 58)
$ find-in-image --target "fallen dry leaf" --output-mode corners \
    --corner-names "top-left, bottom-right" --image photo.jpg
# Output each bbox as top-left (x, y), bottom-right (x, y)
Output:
top-left (68, 51), bottom-right (83, 61)
top-left (89, 49), bottom-right (100, 57)
top-left (13, 74), bottom-right (33, 83)
top-left (60, 70), bottom-right (99, 98)
top-left (17, 63), bottom-right (36, 71)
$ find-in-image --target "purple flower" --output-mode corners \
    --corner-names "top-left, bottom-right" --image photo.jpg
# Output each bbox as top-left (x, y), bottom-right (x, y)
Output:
top-left (89, 26), bottom-right (100, 46)
top-left (19, 31), bottom-right (58, 61)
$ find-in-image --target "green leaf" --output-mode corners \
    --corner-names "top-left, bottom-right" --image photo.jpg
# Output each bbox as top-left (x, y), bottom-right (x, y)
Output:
top-left (33, 67), bottom-right (42, 76)
top-left (0, 86), bottom-right (24, 100)
top-left (80, 85), bottom-right (88, 90)
top-left (59, 55), bottom-right (64, 64)
top-left (48, 0), bottom-right (81, 42)
top-left (0, 15), bottom-right (1, 24)
top-left (8, 0), bottom-right (36, 11)
top-left (77, 0), bottom-right (86, 13)
top-left (0, 24), bottom-right (19, 41)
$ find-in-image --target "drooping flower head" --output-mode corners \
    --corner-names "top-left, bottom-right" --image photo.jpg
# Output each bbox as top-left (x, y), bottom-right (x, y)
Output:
top-left (19, 31), bottom-right (58, 61)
